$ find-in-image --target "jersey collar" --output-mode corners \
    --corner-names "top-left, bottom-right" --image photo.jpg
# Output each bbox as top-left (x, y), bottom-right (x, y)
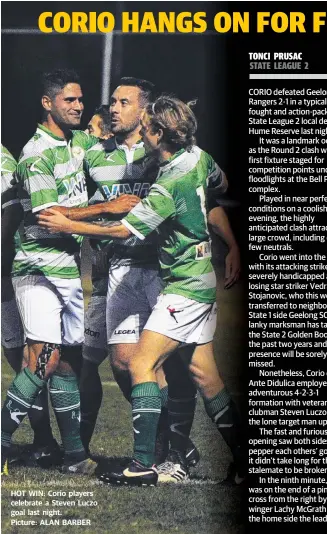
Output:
top-left (115, 137), bottom-right (144, 151)
top-left (159, 148), bottom-right (186, 168)
top-left (37, 123), bottom-right (69, 145)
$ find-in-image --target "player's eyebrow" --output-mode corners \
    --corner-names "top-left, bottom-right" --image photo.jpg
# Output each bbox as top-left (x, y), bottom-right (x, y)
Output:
top-left (64, 97), bottom-right (83, 102)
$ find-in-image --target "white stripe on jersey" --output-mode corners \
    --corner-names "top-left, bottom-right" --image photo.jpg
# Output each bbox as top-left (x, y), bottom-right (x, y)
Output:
top-left (25, 174), bottom-right (56, 194)
top-left (2, 199), bottom-right (20, 209)
top-left (89, 164), bottom-right (138, 183)
top-left (131, 201), bottom-right (165, 230)
top-left (121, 219), bottom-right (145, 241)
top-left (31, 202), bottom-right (58, 214)
top-left (15, 249), bottom-right (77, 268)
top-left (1, 173), bottom-right (16, 194)
top-left (151, 183), bottom-right (174, 199)
top-left (54, 160), bottom-right (82, 177)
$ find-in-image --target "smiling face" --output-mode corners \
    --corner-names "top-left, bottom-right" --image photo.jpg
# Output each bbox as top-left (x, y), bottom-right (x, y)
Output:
top-left (109, 85), bottom-right (143, 136)
top-left (42, 83), bottom-right (84, 129)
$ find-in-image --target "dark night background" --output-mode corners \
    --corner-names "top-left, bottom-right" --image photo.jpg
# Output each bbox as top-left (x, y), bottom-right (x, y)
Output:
top-left (1, 2), bottom-right (227, 169)
top-left (2, 0), bottom-right (326, 386)
top-left (2, 3), bottom-right (327, 531)
top-left (2, 1), bottom-right (325, 226)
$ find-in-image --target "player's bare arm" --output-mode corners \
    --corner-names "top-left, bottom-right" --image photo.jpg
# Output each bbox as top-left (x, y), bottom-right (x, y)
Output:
top-left (42, 194), bottom-right (140, 220)
top-left (208, 206), bottom-right (240, 289)
top-left (38, 208), bottom-right (131, 238)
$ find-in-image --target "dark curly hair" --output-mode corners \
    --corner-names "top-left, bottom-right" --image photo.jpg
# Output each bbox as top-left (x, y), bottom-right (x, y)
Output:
top-left (146, 95), bottom-right (197, 151)
top-left (41, 68), bottom-right (81, 99)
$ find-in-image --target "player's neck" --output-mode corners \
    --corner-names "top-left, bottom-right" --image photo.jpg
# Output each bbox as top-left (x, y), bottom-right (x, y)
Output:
top-left (158, 147), bottom-right (177, 163)
top-left (42, 116), bottom-right (71, 140)
top-left (116, 129), bottom-right (141, 150)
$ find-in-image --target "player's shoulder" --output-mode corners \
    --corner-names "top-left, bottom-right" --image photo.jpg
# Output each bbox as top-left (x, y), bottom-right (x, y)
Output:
top-left (193, 146), bottom-right (215, 166)
top-left (1, 144), bottom-right (15, 161)
top-left (84, 138), bottom-right (116, 170)
top-left (72, 129), bottom-right (95, 144)
top-left (18, 127), bottom-right (55, 167)
top-left (1, 145), bottom-right (17, 174)
top-left (87, 137), bottom-right (115, 156)
top-left (159, 146), bottom-right (203, 183)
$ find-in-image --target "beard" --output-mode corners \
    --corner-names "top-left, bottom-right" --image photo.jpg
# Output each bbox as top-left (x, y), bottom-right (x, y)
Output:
top-left (110, 116), bottom-right (140, 136)
top-left (52, 109), bottom-right (82, 130)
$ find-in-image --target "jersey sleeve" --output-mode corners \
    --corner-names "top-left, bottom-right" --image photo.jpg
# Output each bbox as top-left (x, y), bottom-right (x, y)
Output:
top-left (1, 154), bottom-right (20, 210)
top-left (207, 157), bottom-right (227, 193)
top-left (207, 156), bottom-right (228, 209)
top-left (122, 182), bottom-right (176, 240)
top-left (17, 155), bottom-right (58, 213)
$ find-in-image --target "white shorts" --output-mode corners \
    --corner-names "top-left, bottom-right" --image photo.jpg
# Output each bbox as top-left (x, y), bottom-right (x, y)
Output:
top-left (144, 293), bottom-right (217, 345)
top-left (1, 277), bottom-right (25, 349)
top-left (12, 275), bottom-right (84, 345)
top-left (106, 265), bottom-right (163, 344)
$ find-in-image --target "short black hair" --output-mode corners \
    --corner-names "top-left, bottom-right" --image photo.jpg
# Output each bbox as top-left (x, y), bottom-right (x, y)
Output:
top-left (93, 105), bottom-right (111, 137)
top-left (41, 68), bottom-right (81, 99)
top-left (118, 77), bottom-right (155, 106)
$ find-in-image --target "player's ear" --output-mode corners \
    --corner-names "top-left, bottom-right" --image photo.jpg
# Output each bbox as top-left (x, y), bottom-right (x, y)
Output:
top-left (156, 128), bottom-right (164, 144)
top-left (42, 95), bottom-right (52, 112)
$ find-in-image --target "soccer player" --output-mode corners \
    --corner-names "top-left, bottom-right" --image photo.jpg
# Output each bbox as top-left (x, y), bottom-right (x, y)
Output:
top-left (85, 105), bottom-right (113, 139)
top-left (1, 145), bottom-right (61, 472)
top-left (71, 79), bottom-right (200, 468)
top-left (1, 145), bottom-right (26, 372)
top-left (38, 95), bottom-right (245, 486)
top-left (79, 105), bottom-right (114, 452)
top-left (0, 69), bottom-right (132, 475)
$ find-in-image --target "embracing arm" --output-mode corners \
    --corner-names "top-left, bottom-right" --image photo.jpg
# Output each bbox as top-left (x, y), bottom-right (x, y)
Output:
top-left (42, 194), bottom-right (140, 220)
top-left (38, 209), bottom-right (131, 239)
top-left (38, 181), bottom-right (175, 240)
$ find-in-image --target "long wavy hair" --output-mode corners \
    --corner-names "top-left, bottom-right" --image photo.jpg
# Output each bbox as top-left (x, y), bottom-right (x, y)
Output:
top-left (146, 95), bottom-right (197, 152)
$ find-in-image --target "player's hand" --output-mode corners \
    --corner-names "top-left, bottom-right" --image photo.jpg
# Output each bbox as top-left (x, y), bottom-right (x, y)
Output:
top-left (42, 206), bottom-right (66, 216)
top-left (37, 209), bottom-right (72, 234)
top-left (224, 244), bottom-right (241, 289)
top-left (102, 194), bottom-right (140, 214)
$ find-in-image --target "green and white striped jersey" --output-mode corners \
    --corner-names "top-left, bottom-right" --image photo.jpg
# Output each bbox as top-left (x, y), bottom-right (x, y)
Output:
top-left (85, 138), bottom-right (158, 266)
top-left (12, 124), bottom-right (97, 279)
top-left (1, 145), bottom-right (22, 252)
top-left (1, 145), bottom-right (20, 211)
top-left (122, 147), bottom-right (227, 303)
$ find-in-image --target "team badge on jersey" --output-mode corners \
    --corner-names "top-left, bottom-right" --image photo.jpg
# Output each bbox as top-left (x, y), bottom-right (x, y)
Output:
top-left (72, 146), bottom-right (85, 160)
